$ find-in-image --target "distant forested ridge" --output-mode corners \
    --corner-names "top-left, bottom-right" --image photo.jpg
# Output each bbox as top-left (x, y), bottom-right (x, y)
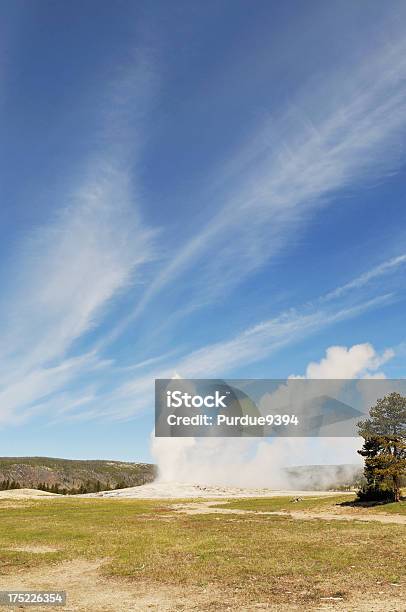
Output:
top-left (0, 457), bottom-right (156, 494)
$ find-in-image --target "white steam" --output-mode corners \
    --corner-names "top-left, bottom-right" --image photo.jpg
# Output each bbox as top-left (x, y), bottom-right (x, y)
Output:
top-left (151, 343), bottom-right (392, 489)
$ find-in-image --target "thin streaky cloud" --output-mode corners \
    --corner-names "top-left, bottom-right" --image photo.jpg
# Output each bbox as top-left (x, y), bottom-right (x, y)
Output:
top-left (31, 243), bottom-right (406, 424)
top-left (0, 164), bottom-right (154, 374)
top-left (0, 48), bottom-right (157, 425)
top-left (323, 254), bottom-right (406, 301)
top-left (103, 34), bottom-right (406, 347)
top-left (1, 6), bottom-right (406, 440)
top-left (149, 295), bottom-right (395, 381)
top-left (118, 349), bottom-right (182, 372)
top-left (93, 293), bottom-right (395, 421)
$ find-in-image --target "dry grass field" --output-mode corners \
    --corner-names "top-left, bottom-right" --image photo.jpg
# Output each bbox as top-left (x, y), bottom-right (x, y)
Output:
top-left (0, 493), bottom-right (404, 611)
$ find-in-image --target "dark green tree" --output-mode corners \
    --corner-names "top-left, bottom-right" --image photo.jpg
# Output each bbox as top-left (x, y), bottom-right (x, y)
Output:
top-left (358, 392), bottom-right (406, 502)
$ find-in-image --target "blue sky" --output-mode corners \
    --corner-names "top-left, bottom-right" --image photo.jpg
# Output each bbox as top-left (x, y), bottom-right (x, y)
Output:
top-left (1, 1), bottom-right (406, 463)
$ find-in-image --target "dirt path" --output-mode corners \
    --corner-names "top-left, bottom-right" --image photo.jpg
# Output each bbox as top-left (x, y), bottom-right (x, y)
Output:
top-left (173, 500), bottom-right (406, 525)
top-left (0, 558), bottom-right (403, 611)
top-left (0, 559), bottom-right (225, 611)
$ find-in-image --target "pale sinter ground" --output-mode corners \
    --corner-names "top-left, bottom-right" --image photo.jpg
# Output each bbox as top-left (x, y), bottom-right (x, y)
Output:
top-left (80, 481), bottom-right (357, 499)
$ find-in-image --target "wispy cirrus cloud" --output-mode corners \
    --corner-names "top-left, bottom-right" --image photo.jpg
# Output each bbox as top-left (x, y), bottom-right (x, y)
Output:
top-left (12, 235), bottom-right (404, 426)
top-left (106, 32), bottom-right (406, 343)
top-left (90, 291), bottom-right (395, 421)
top-left (157, 297), bottom-right (394, 381)
top-left (0, 352), bottom-right (106, 426)
top-left (2, 13), bottom-right (406, 433)
top-left (71, 235), bottom-right (406, 422)
top-left (1, 167), bottom-right (154, 369)
top-left (0, 168), bottom-right (154, 424)
top-left (0, 50), bottom-right (157, 425)
top-left (323, 254), bottom-right (406, 301)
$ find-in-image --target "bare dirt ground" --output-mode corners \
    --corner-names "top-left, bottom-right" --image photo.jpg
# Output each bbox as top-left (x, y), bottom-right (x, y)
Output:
top-left (5, 545), bottom-right (60, 553)
top-left (173, 500), bottom-right (406, 525)
top-left (0, 558), bottom-right (403, 612)
top-left (0, 559), bottom-right (226, 611)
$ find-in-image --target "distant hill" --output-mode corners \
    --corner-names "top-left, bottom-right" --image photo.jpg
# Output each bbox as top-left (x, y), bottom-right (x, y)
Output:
top-left (0, 457), bottom-right (157, 494)
top-left (284, 464), bottom-right (364, 491)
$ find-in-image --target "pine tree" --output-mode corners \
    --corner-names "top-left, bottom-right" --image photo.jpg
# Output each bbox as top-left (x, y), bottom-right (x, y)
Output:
top-left (358, 392), bottom-right (406, 502)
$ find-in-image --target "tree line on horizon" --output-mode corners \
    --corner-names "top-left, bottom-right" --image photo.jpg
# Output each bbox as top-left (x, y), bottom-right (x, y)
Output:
top-left (0, 479), bottom-right (130, 495)
top-left (0, 479), bottom-right (21, 490)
